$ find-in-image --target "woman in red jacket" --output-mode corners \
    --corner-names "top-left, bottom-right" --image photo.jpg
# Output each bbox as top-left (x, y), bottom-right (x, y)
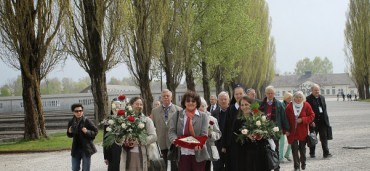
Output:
top-left (285, 91), bottom-right (315, 171)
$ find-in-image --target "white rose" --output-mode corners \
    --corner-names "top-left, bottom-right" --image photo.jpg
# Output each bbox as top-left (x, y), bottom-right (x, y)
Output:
top-left (106, 127), bottom-right (112, 132)
top-left (273, 127), bottom-right (279, 132)
top-left (138, 122), bottom-right (145, 129)
top-left (108, 119), bottom-right (114, 125)
top-left (241, 129), bottom-right (249, 135)
top-left (128, 128), bottom-right (133, 132)
top-left (256, 121), bottom-right (261, 127)
top-left (127, 106), bottom-right (133, 111)
top-left (111, 103), bottom-right (116, 109)
top-left (121, 123), bottom-right (127, 129)
top-left (261, 116), bottom-right (266, 122)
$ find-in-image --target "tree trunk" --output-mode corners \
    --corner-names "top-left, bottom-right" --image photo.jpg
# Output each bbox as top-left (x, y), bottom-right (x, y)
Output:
top-left (201, 60), bottom-right (210, 103)
top-left (185, 67), bottom-right (196, 91)
top-left (21, 68), bottom-right (47, 140)
top-left (364, 78), bottom-right (370, 99)
top-left (90, 73), bottom-right (108, 124)
top-left (214, 66), bottom-right (223, 95)
top-left (357, 83), bottom-right (364, 99)
top-left (139, 74), bottom-right (153, 116)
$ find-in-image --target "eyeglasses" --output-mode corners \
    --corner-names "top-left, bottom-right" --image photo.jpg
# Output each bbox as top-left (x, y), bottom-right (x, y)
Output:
top-left (74, 110), bottom-right (83, 113)
top-left (186, 99), bottom-right (196, 103)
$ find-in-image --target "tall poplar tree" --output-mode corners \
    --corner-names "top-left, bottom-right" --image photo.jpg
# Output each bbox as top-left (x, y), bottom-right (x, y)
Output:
top-left (65, 0), bottom-right (125, 122)
top-left (0, 0), bottom-right (68, 139)
top-left (345, 0), bottom-right (370, 99)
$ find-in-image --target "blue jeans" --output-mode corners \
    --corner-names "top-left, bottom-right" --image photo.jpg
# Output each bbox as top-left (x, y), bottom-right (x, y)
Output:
top-left (72, 150), bottom-right (91, 171)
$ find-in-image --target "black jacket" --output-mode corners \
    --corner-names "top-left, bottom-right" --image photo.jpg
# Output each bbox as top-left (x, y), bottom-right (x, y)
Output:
top-left (67, 116), bottom-right (98, 157)
top-left (103, 124), bottom-right (122, 171)
top-left (306, 94), bottom-right (330, 126)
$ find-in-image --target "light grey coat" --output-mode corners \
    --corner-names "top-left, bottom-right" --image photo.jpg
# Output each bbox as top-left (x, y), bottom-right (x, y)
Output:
top-left (205, 113), bottom-right (221, 161)
top-left (151, 104), bottom-right (182, 150)
top-left (168, 110), bottom-right (210, 162)
top-left (119, 115), bottom-right (157, 171)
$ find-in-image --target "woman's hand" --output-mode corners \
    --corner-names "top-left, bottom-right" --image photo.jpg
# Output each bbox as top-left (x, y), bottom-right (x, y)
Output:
top-left (296, 118), bottom-right (302, 123)
top-left (194, 146), bottom-right (202, 151)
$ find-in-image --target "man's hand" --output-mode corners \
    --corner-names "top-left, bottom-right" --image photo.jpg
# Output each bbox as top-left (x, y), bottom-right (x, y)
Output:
top-left (104, 160), bottom-right (109, 165)
top-left (82, 127), bottom-right (87, 134)
top-left (285, 132), bottom-right (290, 136)
top-left (221, 148), bottom-right (226, 153)
top-left (68, 126), bottom-right (73, 133)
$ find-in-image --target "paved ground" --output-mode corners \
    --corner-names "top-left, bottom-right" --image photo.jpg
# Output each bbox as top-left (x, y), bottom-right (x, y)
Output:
top-left (0, 98), bottom-right (369, 171)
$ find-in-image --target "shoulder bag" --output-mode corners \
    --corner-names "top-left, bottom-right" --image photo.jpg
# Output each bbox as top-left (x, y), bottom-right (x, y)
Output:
top-left (147, 142), bottom-right (166, 171)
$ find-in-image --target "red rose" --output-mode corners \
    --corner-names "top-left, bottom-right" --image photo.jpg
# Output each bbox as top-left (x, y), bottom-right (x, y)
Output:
top-left (254, 134), bottom-right (263, 140)
top-left (127, 116), bottom-right (135, 122)
top-left (117, 110), bottom-right (125, 116)
top-left (118, 95), bottom-right (126, 101)
top-left (253, 108), bottom-right (259, 114)
top-left (209, 120), bottom-right (214, 125)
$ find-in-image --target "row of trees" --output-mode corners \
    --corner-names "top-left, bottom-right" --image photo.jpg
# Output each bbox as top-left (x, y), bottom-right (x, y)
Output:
top-left (0, 76), bottom-right (92, 96)
top-left (0, 0), bottom-right (275, 140)
top-left (345, 0), bottom-right (370, 99)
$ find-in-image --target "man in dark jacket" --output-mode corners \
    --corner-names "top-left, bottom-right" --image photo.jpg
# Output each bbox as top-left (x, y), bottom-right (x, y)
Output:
top-left (67, 103), bottom-right (98, 171)
top-left (211, 91), bottom-right (230, 171)
top-left (306, 84), bottom-right (332, 158)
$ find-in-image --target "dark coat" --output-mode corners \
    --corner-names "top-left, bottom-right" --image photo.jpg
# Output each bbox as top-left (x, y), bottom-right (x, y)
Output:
top-left (234, 118), bottom-right (270, 171)
top-left (67, 116), bottom-right (98, 157)
top-left (306, 94), bottom-right (330, 126)
top-left (103, 124), bottom-right (122, 171)
top-left (207, 104), bottom-right (220, 113)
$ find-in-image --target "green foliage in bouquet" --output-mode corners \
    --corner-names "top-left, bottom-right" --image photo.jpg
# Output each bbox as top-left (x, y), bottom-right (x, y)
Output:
top-left (236, 102), bottom-right (281, 144)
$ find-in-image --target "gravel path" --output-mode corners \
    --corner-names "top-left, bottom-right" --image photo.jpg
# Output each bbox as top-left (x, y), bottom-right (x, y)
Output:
top-left (1, 99), bottom-right (369, 171)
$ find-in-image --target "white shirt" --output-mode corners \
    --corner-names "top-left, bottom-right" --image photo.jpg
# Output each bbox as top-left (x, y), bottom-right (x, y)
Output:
top-left (181, 109), bottom-right (200, 155)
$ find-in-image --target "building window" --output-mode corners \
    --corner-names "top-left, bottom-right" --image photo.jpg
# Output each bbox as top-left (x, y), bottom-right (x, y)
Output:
top-left (332, 89), bottom-right (336, 95)
top-left (282, 91), bottom-right (286, 96)
top-left (276, 91), bottom-right (281, 97)
top-left (0, 103), bottom-right (2, 108)
top-left (326, 89), bottom-right (330, 95)
top-left (321, 89), bottom-right (324, 95)
top-left (79, 99), bottom-right (94, 105)
top-left (42, 100), bottom-right (60, 107)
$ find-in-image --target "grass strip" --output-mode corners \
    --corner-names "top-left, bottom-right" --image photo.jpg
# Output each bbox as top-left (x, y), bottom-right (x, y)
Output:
top-left (0, 130), bottom-right (103, 153)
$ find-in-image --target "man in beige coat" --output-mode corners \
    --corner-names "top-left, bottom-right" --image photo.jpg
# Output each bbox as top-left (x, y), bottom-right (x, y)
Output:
top-left (151, 89), bottom-right (182, 171)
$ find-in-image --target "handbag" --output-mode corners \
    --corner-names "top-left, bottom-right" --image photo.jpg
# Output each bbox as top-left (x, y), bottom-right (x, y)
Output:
top-left (306, 131), bottom-right (318, 148)
top-left (167, 111), bottom-right (179, 161)
top-left (147, 142), bottom-right (166, 171)
top-left (327, 126), bottom-right (333, 140)
top-left (266, 145), bottom-right (279, 170)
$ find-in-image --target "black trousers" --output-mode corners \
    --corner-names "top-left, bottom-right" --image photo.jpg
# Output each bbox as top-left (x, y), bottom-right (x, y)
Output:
top-left (273, 139), bottom-right (280, 171)
top-left (291, 140), bottom-right (306, 170)
top-left (309, 123), bottom-right (330, 156)
top-left (161, 149), bottom-right (178, 171)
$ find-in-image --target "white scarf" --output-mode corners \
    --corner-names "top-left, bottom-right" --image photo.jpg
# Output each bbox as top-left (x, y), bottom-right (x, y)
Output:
top-left (293, 101), bottom-right (303, 118)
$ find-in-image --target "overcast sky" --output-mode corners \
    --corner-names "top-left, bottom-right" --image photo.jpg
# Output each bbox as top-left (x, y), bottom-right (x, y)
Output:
top-left (0, 0), bottom-right (350, 86)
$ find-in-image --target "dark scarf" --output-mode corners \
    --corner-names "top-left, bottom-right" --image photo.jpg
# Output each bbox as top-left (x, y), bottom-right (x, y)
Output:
top-left (259, 97), bottom-right (277, 122)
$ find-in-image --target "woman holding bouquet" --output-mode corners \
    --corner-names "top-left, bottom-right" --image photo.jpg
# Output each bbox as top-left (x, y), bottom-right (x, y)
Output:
top-left (234, 96), bottom-right (270, 171)
top-left (120, 97), bottom-right (157, 171)
top-left (168, 91), bottom-right (210, 171)
top-left (285, 91), bottom-right (315, 171)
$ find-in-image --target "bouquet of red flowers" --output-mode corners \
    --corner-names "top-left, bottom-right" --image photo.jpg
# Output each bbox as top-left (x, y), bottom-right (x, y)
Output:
top-left (102, 95), bottom-right (147, 148)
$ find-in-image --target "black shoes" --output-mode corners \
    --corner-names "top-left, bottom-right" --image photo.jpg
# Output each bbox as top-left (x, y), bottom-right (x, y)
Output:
top-left (310, 154), bottom-right (316, 158)
top-left (301, 164), bottom-right (306, 170)
top-left (324, 153), bottom-right (332, 158)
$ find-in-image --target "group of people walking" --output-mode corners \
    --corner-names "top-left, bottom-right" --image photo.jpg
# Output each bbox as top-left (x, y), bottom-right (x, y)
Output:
top-left (67, 83), bottom-right (333, 171)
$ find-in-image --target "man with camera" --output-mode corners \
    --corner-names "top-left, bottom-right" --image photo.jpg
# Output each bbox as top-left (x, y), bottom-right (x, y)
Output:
top-left (67, 103), bottom-right (98, 171)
